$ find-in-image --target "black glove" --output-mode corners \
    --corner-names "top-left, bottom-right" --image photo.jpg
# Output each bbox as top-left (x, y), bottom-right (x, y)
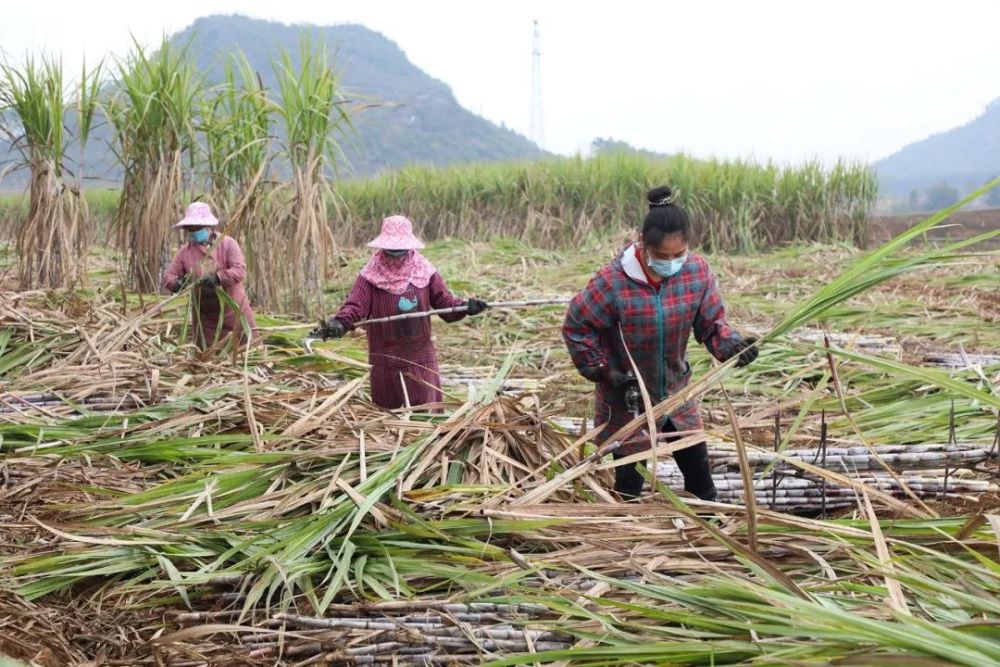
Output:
top-left (200, 274), bottom-right (221, 289)
top-left (466, 298), bottom-right (488, 316)
top-left (171, 274), bottom-right (192, 293)
top-left (598, 366), bottom-right (641, 411)
top-left (311, 318), bottom-right (346, 340)
top-left (732, 336), bottom-right (759, 368)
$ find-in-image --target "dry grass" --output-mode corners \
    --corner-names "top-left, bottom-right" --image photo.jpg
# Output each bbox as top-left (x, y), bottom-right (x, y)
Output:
top-left (0, 225), bottom-right (999, 664)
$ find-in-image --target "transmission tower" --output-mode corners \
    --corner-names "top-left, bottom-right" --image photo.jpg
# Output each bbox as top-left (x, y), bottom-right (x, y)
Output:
top-left (530, 20), bottom-right (545, 149)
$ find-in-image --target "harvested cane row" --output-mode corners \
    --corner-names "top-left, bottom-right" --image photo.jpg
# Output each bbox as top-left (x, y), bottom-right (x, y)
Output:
top-left (704, 441), bottom-right (996, 471)
top-left (665, 472), bottom-right (997, 512)
top-left (162, 604), bottom-right (568, 665)
top-left (3, 287), bottom-right (1000, 665)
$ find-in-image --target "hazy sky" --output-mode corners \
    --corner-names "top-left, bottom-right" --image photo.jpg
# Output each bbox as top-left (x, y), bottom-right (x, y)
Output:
top-left (3, 0), bottom-right (999, 164)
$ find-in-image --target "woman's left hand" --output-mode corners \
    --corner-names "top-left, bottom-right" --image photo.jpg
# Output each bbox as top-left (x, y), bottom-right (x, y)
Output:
top-left (466, 298), bottom-right (489, 316)
top-left (733, 337), bottom-right (759, 367)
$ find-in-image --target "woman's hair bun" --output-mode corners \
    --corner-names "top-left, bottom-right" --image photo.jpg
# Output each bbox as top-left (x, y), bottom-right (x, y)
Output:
top-left (647, 185), bottom-right (673, 207)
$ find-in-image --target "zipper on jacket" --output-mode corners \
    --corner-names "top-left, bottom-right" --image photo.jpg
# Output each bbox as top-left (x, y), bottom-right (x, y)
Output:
top-left (655, 294), bottom-right (666, 400)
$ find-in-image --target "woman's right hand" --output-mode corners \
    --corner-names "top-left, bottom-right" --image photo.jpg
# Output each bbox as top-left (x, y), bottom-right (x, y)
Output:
top-left (597, 366), bottom-right (640, 409)
top-left (171, 274), bottom-right (192, 293)
top-left (311, 319), bottom-right (346, 340)
top-left (466, 298), bottom-right (489, 316)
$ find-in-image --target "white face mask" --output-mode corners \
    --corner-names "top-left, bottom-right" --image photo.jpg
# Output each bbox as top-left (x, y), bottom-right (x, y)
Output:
top-left (647, 253), bottom-right (687, 278)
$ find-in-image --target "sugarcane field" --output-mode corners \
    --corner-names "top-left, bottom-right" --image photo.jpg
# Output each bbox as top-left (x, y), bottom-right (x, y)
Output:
top-left (2, 5), bottom-right (1000, 667)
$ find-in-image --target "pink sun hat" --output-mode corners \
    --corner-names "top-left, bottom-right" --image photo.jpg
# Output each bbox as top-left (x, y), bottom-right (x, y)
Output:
top-left (367, 215), bottom-right (425, 250)
top-left (174, 202), bottom-right (220, 228)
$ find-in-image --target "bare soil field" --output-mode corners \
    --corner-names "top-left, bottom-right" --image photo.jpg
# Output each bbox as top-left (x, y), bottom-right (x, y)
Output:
top-left (872, 208), bottom-right (1000, 246)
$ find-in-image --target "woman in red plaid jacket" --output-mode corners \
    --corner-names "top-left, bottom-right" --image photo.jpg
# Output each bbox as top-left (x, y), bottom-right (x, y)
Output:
top-left (562, 186), bottom-right (758, 500)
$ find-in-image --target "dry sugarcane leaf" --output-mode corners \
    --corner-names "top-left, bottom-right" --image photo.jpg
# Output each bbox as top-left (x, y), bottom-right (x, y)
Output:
top-left (986, 515), bottom-right (1000, 559)
top-left (860, 486), bottom-right (911, 616)
top-left (720, 382), bottom-right (758, 553)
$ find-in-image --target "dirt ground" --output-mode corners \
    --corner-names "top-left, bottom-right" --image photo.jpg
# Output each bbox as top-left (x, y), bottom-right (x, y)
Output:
top-left (871, 208), bottom-right (1000, 247)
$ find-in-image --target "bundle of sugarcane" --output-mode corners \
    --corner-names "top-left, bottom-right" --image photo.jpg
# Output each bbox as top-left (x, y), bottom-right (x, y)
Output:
top-left (701, 441), bottom-right (994, 472)
top-left (0, 392), bottom-right (144, 421)
top-left (787, 328), bottom-right (902, 357)
top-left (923, 351), bottom-right (1000, 369)
top-left (552, 418), bottom-right (994, 484)
top-left (652, 468), bottom-right (997, 512)
top-left (0, 392), bottom-right (143, 410)
top-left (159, 602), bottom-right (567, 665)
top-left (690, 473), bottom-right (996, 493)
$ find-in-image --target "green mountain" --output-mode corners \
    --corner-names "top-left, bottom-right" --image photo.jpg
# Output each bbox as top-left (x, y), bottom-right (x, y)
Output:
top-left (176, 15), bottom-right (544, 174)
top-left (875, 99), bottom-right (1000, 196)
top-left (0, 14), bottom-right (544, 189)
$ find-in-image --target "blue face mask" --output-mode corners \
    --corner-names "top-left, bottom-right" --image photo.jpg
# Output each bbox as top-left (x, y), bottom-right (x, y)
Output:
top-left (648, 253), bottom-right (687, 278)
top-left (189, 228), bottom-right (210, 244)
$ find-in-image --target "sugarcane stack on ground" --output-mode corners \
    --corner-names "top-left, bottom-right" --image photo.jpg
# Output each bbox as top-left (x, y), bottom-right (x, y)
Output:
top-left (161, 603), bottom-right (568, 665)
top-left (2, 238), bottom-right (1000, 666)
top-left (653, 440), bottom-right (999, 512)
top-left (664, 472), bottom-right (996, 512)
top-left (19, 501), bottom-right (997, 665)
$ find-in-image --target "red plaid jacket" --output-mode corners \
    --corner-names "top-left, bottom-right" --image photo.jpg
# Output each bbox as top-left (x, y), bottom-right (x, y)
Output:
top-left (563, 244), bottom-right (744, 446)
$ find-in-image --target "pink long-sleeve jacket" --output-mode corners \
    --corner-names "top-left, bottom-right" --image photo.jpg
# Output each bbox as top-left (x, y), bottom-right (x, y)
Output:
top-left (333, 272), bottom-right (466, 409)
top-left (162, 234), bottom-right (258, 349)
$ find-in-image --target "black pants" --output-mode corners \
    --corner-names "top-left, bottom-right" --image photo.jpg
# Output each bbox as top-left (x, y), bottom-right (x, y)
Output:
top-left (612, 418), bottom-right (717, 501)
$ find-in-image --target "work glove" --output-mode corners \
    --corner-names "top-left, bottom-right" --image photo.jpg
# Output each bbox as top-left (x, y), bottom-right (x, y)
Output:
top-left (731, 336), bottom-right (759, 368)
top-left (200, 274), bottom-right (221, 289)
top-left (171, 274), bottom-right (192, 293)
top-left (599, 366), bottom-right (641, 412)
top-left (310, 318), bottom-right (346, 340)
top-left (466, 298), bottom-right (489, 316)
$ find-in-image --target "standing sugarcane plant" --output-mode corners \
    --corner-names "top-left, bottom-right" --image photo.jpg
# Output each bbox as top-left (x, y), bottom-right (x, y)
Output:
top-left (0, 55), bottom-right (101, 288)
top-left (105, 38), bottom-right (201, 293)
top-left (270, 36), bottom-right (353, 316)
top-left (201, 54), bottom-right (279, 309)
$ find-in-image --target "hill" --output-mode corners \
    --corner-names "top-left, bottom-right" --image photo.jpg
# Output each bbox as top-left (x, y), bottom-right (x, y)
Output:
top-left (176, 15), bottom-right (544, 174)
top-left (875, 99), bottom-right (1000, 197)
top-left (0, 14), bottom-right (545, 189)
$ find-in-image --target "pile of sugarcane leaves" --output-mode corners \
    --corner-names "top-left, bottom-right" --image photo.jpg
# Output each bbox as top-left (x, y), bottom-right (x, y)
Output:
top-left (3, 197), bottom-right (1000, 666)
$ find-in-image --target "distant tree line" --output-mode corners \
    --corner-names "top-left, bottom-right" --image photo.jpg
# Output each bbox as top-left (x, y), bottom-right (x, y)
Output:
top-left (897, 179), bottom-right (1000, 213)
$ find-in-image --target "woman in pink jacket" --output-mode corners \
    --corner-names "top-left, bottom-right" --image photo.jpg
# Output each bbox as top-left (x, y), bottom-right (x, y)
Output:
top-left (162, 202), bottom-right (258, 349)
top-left (314, 215), bottom-right (487, 409)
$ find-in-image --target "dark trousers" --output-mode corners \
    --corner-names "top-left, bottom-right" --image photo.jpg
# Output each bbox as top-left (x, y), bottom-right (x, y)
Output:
top-left (612, 418), bottom-right (717, 501)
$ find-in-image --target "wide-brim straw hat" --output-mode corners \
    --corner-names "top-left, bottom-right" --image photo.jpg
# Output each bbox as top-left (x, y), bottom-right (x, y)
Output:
top-left (174, 202), bottom-right (220, 228)
top-left (367, 215), bottom-right (425, 250)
